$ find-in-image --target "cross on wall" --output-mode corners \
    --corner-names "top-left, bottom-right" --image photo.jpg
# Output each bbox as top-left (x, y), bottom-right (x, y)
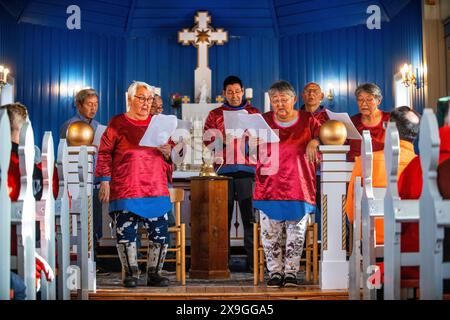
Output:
top-left (178, 11), bottom-right (228, 103)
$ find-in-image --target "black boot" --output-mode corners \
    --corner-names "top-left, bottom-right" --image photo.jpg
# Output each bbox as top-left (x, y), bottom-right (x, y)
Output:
top-left (116, 242), bottom-right (139, 288)
top-left (146, 242), bottom-right (170, 287)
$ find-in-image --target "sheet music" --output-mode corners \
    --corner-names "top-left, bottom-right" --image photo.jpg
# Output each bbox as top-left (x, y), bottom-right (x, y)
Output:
top-left (325, 109), bottom-right (362, 140)
top-left (239, 113), bottom-right (280, 143)
top-left (223, 110), bottom-right (248, 131)
top-left (92, 124), bottom-right (107, 147)
top-left (222, 112), bottom-right (279, 143)
top-left (177, 119), bottom-right (192, 130)
top-left (139, 114), bottom-right (178, 147)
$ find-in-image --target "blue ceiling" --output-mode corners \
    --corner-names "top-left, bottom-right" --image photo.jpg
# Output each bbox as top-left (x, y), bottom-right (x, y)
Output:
top-left (0, 0), bottom-right (412, 37)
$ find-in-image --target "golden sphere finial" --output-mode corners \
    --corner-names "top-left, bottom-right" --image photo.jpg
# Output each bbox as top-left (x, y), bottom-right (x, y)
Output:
top-left (66, 121), bottom-right (94, 146)
top-left (319, 120), bottom-right (347, 145)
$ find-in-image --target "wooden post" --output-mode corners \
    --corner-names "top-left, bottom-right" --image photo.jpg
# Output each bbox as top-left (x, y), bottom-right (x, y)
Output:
top-left (35, 132), bottom-right (56, 300)
top-left (0, 109), bottom-right (11, 300)
top-left (189, 176), bottom-right (230, 279)
top-left (319, 145), bottom-right (353, 290)
top-left (12, 121), bottom-right (36, 300)
top-left (419, 109), bottom-right (450, 299)
top-left (360, 130), bottom-right (385, 300)
top-left (348, 177), bottom-right (362, 300)
top-left (383, 122), bottom-right (420, 300)
top-left (55, 139), bottom-right (70, 300)
top-left (67, 146), bottom-right (97, 298)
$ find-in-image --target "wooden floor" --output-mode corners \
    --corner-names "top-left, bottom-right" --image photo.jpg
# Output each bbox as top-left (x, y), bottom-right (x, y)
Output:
top-left (87, 271), bottom-right (348, 300)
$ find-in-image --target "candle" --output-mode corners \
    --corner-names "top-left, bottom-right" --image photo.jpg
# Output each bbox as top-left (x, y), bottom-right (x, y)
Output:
top-left (401, 63), bottom-right (408, 81)
top-left (264, 92), bottom-right (270, 113)
top-left (245, 88), bottom-right (253, 99)
top-left (0, 65), bottom-right (3, 81)
top-left (3, 68), bottom-right (9, 83)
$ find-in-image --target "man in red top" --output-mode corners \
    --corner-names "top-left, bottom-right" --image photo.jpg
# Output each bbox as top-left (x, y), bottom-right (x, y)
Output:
top-left (203, 75), bottom-right (260, 271)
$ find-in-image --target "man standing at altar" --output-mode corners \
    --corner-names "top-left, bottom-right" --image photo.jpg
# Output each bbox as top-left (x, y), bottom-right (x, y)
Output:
top-left (203, 75), bottom-right (260, 271)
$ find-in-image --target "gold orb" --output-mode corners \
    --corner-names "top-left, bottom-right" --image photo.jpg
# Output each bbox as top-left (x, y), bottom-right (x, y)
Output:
top-left (319, 120), bottom-right (347, 145)
top-left (66, 121), bottom-right (94, 146)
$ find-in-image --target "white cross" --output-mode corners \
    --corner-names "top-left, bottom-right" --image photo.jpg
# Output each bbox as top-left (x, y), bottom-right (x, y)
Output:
top-left (178, 11), bottom-right (228, 103)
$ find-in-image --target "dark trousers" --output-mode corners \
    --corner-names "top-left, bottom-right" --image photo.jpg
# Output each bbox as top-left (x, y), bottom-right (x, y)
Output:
top-left (225, 172), bottom-right (255, 267)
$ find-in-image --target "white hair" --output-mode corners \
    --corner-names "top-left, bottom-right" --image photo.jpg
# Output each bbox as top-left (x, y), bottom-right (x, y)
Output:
top-left (127, 81), bottom-right (155, 99)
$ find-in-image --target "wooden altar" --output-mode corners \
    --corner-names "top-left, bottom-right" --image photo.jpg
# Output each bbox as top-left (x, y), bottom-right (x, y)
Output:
top-left (189, 176), bottom-right (231, 279)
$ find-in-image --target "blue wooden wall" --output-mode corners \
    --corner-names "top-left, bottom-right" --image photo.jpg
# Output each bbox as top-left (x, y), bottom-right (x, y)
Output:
top-left (0, 10), bottom-right (126, 146)
top-left (0, 0), bottom-right (423, 147)
top-left (279, 0), bottom-right (424, 115)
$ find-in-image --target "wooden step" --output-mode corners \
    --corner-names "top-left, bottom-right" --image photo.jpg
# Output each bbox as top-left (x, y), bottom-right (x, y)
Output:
top-left (88, 285), bottom-right (348, 300)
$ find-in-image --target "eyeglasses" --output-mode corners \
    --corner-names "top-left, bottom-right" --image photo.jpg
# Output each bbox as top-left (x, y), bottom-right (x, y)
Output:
top-left (357, 97), bottom-right (376, 105)
top-left (303, 89), bottom-right (321, 95)
top-left (135, 95), bottom-right (154, 104)
top-left (225, 90), bottom-right (243, 96)
top-left (271, 97), bottom-right (292, 105)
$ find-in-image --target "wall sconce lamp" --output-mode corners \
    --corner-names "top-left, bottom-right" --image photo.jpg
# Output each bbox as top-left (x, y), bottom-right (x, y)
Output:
top-left (400, 64), bottom-right (416, 88)
top-left (327, 83), bottom-right (334, 102)
top-left (400, 63), bottom-right (426, 89)
top-left (400, 63), bottom-right (425, 89)
top-left (0, 65), bottom-right (10, 89)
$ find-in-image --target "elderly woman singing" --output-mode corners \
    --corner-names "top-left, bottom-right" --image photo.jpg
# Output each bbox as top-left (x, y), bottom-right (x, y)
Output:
top-left (253, 80), bottom-right (321, 287)
top-left (95, 81), bottom-right (173, 288)
top-left (348, 83), bottom-right (391, 161)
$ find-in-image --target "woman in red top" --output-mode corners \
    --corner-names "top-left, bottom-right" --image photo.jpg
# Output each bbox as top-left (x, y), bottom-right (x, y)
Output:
top-left (348, 83), bottom-right (390, 162)
top-left (95, 81), bottom-right (173, 288)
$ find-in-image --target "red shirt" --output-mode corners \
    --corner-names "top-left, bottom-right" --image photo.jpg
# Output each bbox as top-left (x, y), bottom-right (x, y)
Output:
top-left (347, 111), bottom-right (391, 162)
top-left (95, 113), bottom-right (171, 201)
top-left (253, 111), bottom-right (320, 204)
top-left (203, 102), bottom-right (260, 171)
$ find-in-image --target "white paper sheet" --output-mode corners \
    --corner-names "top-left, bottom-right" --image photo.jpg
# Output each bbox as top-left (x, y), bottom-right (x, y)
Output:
top-left (223, 110), bottom-right (248, 131)
top-left (92, 124), bottom-right (107, 147)
top-left (139, 114), bottom-right (178, 147)
top-left (239, 113), bottom-right (280, 143)
top-left (216, 110), bottom-right (279, 143)
top-left (325, 109), bottom-right (362, 140)
top-left (176, 119), bottom-right (192, 130)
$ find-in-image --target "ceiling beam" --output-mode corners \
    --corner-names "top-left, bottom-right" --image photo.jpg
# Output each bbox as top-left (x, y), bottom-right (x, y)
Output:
top-left (16, 0), bottom-right (29, 23)
top-left (125, 0), bottom-right (136, 34)
top-left (378, 0), bottom-right (391, 22)
top-left (268, 0), bottom-right (279, 37)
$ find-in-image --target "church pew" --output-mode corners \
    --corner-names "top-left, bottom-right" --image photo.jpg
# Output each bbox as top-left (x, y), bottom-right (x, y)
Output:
top-left (0, 109), bottom-right (12, 300)
top-left (34, 132), bottom-right (57, 300)
top-left (348, 176), bottom-right (362, 299)
top-left (419, 109), bottom-right (450, 299)
top-left (383, 122), bottom-right (420, 300)
top-left (55, 139), bottom-right (71, 300)
top-left (360, 130), bottom-right (385, 300)
top-left (10, 120), bottom-right (37, 300)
